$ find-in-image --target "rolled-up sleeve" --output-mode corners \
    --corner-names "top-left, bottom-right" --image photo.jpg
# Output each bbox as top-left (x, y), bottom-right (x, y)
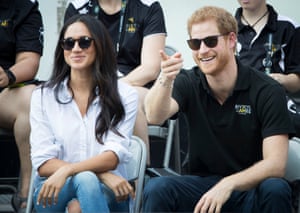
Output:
top-left (30, 88), bottom-right (63, 170)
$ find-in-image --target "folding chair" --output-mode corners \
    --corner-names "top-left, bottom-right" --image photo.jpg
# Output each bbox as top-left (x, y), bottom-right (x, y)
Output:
top-left (147, 119), bottom-right (181, 177)
top-left (0, 128), bottom-right (20, 212)
top-left (126, 136), bottom-right (147, 213)
top-left (25, 135), bottom-right (147, 213)
top-left (285, 137), bottom-right (300, 213)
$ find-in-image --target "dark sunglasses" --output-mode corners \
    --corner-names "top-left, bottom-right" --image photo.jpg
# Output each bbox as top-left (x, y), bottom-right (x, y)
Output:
top-left (61, 36), bottom-right (94, 51)
top-left (187, 34), bottom-right (228, 50)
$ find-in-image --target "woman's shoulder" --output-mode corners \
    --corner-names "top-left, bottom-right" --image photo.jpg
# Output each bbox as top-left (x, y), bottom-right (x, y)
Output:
top-left (118, 80), bottom-right (138, 98)
top-left (118, 80), bottom-right (137, 91)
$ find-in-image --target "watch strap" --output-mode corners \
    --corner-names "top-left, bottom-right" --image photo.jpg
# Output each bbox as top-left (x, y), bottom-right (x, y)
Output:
top-left (4, 69), bottom-right (16, 86)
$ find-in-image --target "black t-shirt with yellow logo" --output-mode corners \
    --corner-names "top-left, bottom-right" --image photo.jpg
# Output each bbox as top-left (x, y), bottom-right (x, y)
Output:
top-left (0, 0), bottom-right (43, 70)
top-left (64, 0), bottom-right (166, 80)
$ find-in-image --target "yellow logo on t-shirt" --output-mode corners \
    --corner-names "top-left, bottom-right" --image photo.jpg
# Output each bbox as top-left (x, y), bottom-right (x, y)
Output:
top-left (126, 17), bottom-right (136, 33)
top-left (235, 104), bottom-right (251, 115)
top-left (0, 20), bottom-right (9, 27)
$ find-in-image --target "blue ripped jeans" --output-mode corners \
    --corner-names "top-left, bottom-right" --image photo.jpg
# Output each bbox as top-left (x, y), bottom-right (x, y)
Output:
top-left (33, 171), bottom-right (129, 212)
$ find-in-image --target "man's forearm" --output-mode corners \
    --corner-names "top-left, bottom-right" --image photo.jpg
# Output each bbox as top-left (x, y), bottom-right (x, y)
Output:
top-left (144, 77), bottom-right (174, 125)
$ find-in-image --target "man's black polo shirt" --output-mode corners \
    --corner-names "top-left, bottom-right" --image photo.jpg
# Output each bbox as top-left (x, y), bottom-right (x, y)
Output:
top-left (172, 60), bottom-right (294, 177)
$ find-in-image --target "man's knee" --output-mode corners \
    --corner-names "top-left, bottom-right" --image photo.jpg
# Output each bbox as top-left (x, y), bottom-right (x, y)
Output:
top-left (259, 178), bottom-right (291, 197)
top-left (144, 176), bottom-right (174, 200)
top-left (257, 177), bottom-right (292, 210)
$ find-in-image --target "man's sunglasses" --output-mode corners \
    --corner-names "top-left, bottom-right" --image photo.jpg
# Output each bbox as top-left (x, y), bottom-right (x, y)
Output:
top-left (61, 36), bottom-right (94, 51)
top-left (187, 34), bottom-right (228, 50)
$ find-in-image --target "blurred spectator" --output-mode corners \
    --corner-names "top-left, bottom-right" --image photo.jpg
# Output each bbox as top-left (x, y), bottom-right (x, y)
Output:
top-left (0, 0), bottom-right (43, 212)
top-left (235, 0), bottom-right (300, 137)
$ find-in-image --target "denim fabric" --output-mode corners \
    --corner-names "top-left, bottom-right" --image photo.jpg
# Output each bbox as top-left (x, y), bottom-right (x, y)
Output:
top-left (143, 175), bottom-right (292, 213)
top-left (33, 171), bottom-right (128, 212)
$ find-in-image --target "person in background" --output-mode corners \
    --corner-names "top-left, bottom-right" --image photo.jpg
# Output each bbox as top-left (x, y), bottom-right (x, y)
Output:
top-left (30, 14), bottom-right (138, 212)
top-left (64, 0), bottom-right (167, 165)
top-left (235, 0), bottom-right (300, 137)
top-left (0, 0), bottom-right (43, 212)
top-left (143, 6), bottom-right (294, 213)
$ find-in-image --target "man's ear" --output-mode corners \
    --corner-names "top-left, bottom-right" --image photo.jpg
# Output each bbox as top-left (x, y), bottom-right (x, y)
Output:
top-left (228, 32), bottom-right (238, 51)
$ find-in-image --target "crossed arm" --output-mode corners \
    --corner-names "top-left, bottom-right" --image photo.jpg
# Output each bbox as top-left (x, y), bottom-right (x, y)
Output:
top-left (0, 51), bottom-right (40, 87)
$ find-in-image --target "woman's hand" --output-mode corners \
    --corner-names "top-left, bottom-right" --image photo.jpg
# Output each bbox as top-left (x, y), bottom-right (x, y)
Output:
top-left (99, 172), bottom-right (135, 202)
top-left (37, 165), bottom-right (73, 207)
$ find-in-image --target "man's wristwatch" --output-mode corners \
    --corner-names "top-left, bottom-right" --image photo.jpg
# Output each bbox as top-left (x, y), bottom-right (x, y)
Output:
top-left (4, 69), bottom-right (16, 86)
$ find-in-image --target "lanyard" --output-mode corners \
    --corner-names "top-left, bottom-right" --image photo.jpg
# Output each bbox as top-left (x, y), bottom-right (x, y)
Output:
top-left (93, 0), bottom-right (127, 53)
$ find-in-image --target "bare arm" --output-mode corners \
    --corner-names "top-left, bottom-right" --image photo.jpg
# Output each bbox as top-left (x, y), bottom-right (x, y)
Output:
top-left (121, 34), bottom-right (165, 87)
top-left (0, 51), bottom-right (40, 87)
top-left (98, 172), bottom-right (135, 201)
top-left (269, 73), bottom-right (300, 93)
top-left (194, 134), bottom-right (289, 213)
top-left (37, 151), bottom-right (119, 207)
top-left (144, 50), bottom-right (183, 125)
top-left (38, 150), bottom-right (118, 177)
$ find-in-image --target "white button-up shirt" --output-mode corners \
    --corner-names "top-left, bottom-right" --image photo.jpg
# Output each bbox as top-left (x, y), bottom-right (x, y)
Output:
top-left (30, 79), bottom-right (138, 180)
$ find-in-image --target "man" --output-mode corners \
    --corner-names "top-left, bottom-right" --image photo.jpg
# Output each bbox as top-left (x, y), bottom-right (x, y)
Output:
top-left (0, 0), bottom-right (43, 212)
top-left (143, 6), bottom-right (294, 213)
top-left (235, 0), bottom-right (300, 137)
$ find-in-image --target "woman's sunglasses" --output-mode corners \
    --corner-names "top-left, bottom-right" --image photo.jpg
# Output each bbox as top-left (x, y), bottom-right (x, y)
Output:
top-left (187, 34), bottom-right (228, 50)
top-left (61, 36), bottom-right (94, 51)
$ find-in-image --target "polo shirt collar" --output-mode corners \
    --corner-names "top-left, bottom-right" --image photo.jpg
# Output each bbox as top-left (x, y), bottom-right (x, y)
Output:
top-left (0, 0), bottom-right (11, 9)
top-left (197, 58), bottom-right (251, 94)
top-left (235, 59), bottom-right (251, 91)
top-left (235, 4), bottom-right (278, 33)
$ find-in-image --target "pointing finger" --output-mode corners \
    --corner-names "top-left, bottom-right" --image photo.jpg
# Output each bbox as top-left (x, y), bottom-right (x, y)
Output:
top-left (159, 50), bottom-right (169, 61)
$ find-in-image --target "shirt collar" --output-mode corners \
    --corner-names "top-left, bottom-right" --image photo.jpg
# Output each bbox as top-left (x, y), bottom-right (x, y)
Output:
top-left (235, 4), bottom-right (278, 33)
top-left (197, 58), bottom-right (251, 94)
top-left (57, 77), bottom-right (100, 105)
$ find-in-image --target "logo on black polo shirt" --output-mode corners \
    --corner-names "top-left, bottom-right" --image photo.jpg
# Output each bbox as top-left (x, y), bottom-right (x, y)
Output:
top-left (235, 104), bottom-right (251, 115)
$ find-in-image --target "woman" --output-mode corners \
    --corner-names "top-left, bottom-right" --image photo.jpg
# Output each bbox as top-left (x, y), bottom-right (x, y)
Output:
top-left (30, 14), bottom-right (138, 212)
top-left (65, 0), bottom-right (167, 163)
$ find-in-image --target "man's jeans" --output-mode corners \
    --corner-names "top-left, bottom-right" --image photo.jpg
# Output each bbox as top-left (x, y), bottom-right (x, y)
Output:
top-left (143, 175), bottom-right (292, 212)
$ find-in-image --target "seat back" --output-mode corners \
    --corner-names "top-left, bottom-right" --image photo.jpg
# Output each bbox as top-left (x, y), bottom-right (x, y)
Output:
top-left (148, 119), bottom-right (177, 169)
top-left (164, 45), bottom-right (177, 56)
top-left (285, 137), bottom-right (300, 213)
top-left (126, 136), bottom-right (147, 213)
top-left (147, 118), bottom-right (181, 177)
top-left (286, 138), bottom-right (300, 181)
